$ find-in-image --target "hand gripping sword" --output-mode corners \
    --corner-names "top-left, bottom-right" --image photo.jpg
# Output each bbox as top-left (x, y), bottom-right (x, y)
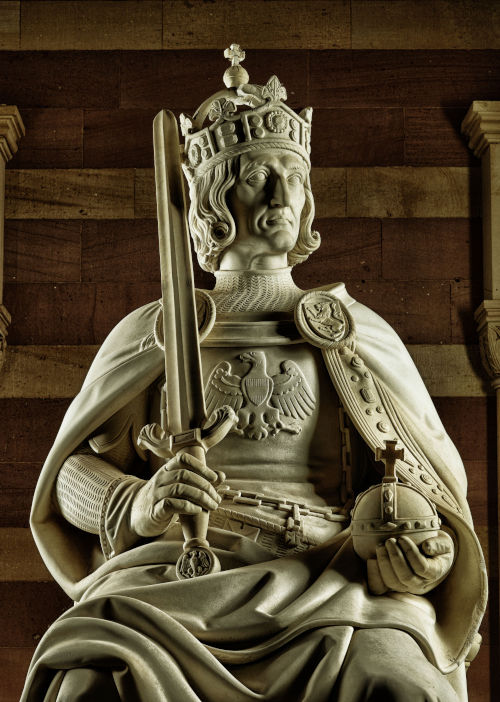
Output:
top-left (138, 110), bottom-right (236, 580)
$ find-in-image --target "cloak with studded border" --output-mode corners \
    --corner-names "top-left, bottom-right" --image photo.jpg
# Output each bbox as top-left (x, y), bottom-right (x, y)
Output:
top-left (23, 284), bottom-right (487, 702)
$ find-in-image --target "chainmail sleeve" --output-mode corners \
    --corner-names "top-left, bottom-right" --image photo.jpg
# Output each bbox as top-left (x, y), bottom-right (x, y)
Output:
top-left (55, 453), bottom-right (131, 536)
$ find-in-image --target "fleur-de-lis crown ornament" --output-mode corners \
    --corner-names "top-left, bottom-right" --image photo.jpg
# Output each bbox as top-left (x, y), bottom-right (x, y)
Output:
top-left (180, 44), bottom-right (312, 180)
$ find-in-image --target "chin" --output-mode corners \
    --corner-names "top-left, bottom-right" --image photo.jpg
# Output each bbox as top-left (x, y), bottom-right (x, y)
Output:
top-left (263, 227), bottom-right (299, 253)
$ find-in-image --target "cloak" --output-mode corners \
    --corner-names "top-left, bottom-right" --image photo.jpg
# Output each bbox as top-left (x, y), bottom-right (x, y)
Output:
top-left (24, 284), bottom-right (487, 701)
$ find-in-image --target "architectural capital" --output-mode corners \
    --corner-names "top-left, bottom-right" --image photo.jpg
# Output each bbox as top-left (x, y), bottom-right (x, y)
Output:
top-left (462, 101), bottom-right (500, 159)
top-left (475, 300), bottom-right (500, 380)
top-left (0, 105), bottom-right (25, 163)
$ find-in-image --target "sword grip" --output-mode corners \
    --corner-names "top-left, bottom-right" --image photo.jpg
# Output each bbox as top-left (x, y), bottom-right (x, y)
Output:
top-left (178, 445), bottom-right (210, 549)
top-left (174, 443), bottom-right (222, 580)
top-left (138, 406), bottom-right (238, 579)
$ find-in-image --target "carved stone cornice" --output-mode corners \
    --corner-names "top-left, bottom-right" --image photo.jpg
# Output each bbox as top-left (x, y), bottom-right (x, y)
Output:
top-left (0, 106), bottom-right (25, 163)
top-left (462, 101), bottom-right (500, 158)
top-left (475, 300), bottom-right (500, 385)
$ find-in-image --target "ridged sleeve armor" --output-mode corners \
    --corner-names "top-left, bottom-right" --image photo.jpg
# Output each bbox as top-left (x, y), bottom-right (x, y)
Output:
top-left (54, 388), bottom-right (151, 557)
top-left (55, 453), bottom-right (128, 535)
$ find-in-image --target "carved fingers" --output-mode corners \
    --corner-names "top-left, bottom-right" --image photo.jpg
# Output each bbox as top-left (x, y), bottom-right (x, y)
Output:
top-left (367, 531), bottom-right (455, 596)
top-left (130, 453), bottom-right (223, 538)
top-left (421, 531), bottom-right (454, 556)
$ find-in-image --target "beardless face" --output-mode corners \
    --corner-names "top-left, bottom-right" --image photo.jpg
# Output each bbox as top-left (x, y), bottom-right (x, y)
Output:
top-left (223, 150), bottom-right (307, 269)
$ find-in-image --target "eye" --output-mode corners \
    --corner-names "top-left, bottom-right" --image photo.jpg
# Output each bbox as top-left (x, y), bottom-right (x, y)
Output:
top-left (288, 172), bottom-right (304, 185)
top-left (246, 170), bottom-right (268, 185)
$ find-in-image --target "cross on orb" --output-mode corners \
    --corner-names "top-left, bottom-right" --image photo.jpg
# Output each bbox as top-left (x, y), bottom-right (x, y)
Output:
top-left (224, 44), bottom-right (245, 67)
top-left (376, 439), bottom-right (404, 482)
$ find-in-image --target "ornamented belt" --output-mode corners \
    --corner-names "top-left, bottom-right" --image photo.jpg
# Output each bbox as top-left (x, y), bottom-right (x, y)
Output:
top-left (210, 485), bottom-right (350, 555)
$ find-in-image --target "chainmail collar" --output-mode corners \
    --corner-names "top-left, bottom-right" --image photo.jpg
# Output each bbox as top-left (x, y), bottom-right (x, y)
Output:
top-left (210, 267), bottom-right (303, 312)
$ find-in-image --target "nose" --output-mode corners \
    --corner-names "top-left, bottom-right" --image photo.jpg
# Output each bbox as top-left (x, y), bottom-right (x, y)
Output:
top-left (269, 175), bottom-right (291, 208)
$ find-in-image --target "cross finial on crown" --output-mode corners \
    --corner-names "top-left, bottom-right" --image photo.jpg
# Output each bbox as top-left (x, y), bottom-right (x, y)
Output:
top-left (223, 44), bottom-right (249, 87)
top-left (224, 43), bottom-right (245, 67)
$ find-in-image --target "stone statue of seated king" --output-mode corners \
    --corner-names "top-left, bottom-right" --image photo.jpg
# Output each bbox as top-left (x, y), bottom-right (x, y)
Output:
top-left (22, 46), bottom-right (486, 702)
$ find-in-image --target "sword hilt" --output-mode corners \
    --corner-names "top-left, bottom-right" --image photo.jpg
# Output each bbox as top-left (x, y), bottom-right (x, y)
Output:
top-left (175, 443), bottom-right (220, 580)
top-left (138, 405), bottom-right (237, 457)
top-left (138, 405), bottom-right (237, 579)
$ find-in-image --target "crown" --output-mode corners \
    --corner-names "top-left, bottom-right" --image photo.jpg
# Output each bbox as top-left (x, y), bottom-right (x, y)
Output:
top-left (180, 44), bottom-right (312, 179)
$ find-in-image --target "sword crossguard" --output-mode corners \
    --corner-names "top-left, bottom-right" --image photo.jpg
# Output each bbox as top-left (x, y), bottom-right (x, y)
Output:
top-left (137, 405), bottom-right (238, 458)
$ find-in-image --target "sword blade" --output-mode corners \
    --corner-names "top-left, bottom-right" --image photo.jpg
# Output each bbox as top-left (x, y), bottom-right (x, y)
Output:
top-left (153, 109), bottom-right (206, 435)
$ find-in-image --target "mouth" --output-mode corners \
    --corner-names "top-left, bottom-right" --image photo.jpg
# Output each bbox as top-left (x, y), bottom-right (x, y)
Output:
top-left (266, 215), bottom-right (292, 226)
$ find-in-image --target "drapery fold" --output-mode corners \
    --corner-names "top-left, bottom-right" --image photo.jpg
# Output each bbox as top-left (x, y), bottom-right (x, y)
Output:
top-left (24, 285), bottom-right (487, 701)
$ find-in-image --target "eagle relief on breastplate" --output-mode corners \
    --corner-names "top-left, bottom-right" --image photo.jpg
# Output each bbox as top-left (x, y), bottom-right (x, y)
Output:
top-left (198, 267), bottom-right (321, 442)
top-left (205, 350), bottom-right (316, 441)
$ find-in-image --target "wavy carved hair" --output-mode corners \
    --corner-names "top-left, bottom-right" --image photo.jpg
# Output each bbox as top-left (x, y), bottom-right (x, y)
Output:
top-left (186, 154), bottom-right (321, 273)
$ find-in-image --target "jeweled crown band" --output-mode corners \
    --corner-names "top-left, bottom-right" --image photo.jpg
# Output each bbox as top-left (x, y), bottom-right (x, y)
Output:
top-left (186, 139), bottom-right (310, 179)
top-left (184, 100), bottom-right (311, 178)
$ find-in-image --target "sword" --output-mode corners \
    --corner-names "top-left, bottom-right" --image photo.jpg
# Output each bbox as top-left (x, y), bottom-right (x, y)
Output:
top-left (138, 110), bottom-right (236, 579)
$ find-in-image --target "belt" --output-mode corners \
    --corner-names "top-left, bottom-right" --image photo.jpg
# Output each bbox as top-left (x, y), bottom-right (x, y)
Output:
top-left (210, 486), bottom-right (350, 556)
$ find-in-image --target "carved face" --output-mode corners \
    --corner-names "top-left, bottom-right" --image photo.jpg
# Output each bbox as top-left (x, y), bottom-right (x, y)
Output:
top-left (227, 150), bottom-right (307, 257)
top-left (188, 149), bottom-right (319, 273)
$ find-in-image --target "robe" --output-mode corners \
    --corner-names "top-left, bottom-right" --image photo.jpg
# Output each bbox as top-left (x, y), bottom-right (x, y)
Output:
top-left (22, 284), bottom-right (487, 701)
